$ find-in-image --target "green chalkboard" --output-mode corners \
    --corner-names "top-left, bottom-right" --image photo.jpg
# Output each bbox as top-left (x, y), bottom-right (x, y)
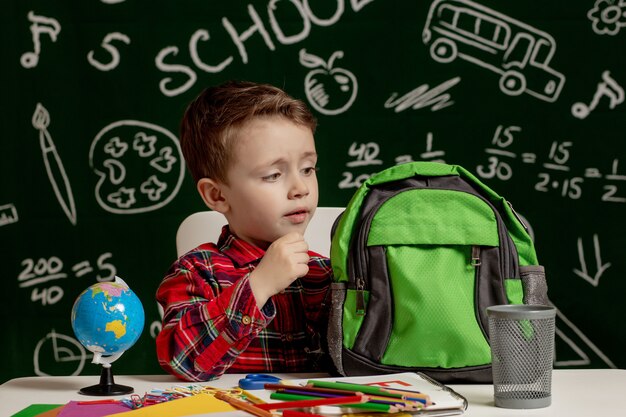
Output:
top-left (2, 0), bottom-right (625, 383)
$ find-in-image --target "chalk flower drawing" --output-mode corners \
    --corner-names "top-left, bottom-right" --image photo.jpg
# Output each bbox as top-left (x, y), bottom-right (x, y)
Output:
top-left (587, 0), bottom-right (626, 35)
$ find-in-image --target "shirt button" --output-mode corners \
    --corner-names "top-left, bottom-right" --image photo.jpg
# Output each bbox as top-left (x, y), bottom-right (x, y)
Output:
top-left (285, 333), bottom-right (293, 342)
top-left (242, 315), bottom-right (251, 325)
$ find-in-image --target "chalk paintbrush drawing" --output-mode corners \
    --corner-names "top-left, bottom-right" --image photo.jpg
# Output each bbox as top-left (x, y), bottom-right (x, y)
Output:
top-left (31, 104), bottom-right (77, 225)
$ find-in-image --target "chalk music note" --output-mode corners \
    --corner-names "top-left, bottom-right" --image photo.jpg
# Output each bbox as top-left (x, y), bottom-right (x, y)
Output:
top-left (20, 11), bottom-right (61, 68)
top-left (572, 71), bottom-right (624, 119)
top-left (32, 103), bottom-right (77, 225)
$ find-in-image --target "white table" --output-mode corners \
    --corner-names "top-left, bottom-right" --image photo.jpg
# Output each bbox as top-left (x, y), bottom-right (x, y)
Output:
top-left (0, 370), bottom-right (623, 416)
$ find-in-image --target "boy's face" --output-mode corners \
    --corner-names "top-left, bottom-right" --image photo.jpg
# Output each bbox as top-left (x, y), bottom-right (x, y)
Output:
top-left (220, 116), bottom-right (319, 249)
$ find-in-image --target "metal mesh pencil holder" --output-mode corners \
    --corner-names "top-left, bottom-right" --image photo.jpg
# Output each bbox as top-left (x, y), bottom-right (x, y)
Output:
top-left (487, 304), bottom-right (556, 409)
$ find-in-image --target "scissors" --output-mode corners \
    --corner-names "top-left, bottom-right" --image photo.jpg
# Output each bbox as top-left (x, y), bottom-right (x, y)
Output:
top-left (238, 373), bottom-right (282, 390)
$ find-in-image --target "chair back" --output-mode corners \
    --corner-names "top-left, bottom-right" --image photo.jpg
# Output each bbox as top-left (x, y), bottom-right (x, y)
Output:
top-left (176, 207), bottom-right (343, 257)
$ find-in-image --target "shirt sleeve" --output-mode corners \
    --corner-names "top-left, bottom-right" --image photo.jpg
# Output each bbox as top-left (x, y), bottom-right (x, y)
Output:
top-left (155, 251), bottom-right (276, 381)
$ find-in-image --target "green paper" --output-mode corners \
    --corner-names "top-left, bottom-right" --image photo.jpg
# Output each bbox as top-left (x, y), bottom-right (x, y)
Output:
top-left (10, 404), bottom-right (63, 417)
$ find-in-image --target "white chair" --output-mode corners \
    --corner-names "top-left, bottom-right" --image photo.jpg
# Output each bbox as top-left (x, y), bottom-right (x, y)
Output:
top-left (176, 207), bottom-right (344, 257)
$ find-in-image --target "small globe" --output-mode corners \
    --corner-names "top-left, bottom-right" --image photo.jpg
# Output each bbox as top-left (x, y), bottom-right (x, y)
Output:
top-left (71, 278), bottom-right (145, 360)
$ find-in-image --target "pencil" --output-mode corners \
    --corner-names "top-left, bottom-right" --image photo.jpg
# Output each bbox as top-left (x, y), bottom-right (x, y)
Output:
top-left (306, 380), bottom-right (431, 404)
top-left (262, 393), bottom-right (397, 413)
top-left (256, 394), bottom-right (367, 410)
top-left (306, 380), bottom-right (404, 398)
top-left (282, 410), bottom-right (326, 417)
top-left (215, 392), bottom-right (273, 417)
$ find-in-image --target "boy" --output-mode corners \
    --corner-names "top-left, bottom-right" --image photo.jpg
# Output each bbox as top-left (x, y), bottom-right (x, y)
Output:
top-left (156, 81), bottom-right (332, 381)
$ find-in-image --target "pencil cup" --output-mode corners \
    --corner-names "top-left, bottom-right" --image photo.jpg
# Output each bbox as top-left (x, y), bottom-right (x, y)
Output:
top-left (487, 304), bottom-right (556, 409)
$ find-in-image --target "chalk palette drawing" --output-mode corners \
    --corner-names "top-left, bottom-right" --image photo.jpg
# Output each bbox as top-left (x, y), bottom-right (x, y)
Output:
top-left (384, 77), bottom-right (461, 112)
top-left (87, 32), bottom-right (131, 71)
top-left (554, 306), bottom-right (617, 368)
top-left (89, 120), bottom-right (185, 214)
top-left (573, 234), bottom-right (611, 287)
top-left (20, 11), bottom-right (61, 68)
top-left (422, 0), bottom-right (565, 102)
top-left (33, 329), bottom-right (90, 376)
top-left (571, 71), bottom-right (624, 119)
top-left (588, 0), bottom-right (626, 35)
top-left (32, 103), bottom-right (78, 225)
top-left (299, 49), bottom-right (358, 115)
top-left (0, 203), bottom-right (19, 227)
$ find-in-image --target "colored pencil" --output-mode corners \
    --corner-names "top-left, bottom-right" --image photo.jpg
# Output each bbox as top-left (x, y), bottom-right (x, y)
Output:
top-left (272, 388), bottom-right (424, 409)
top-left (282, 411), bottom-right (326, 417)
top-left (261, 393), bottom-right (397, 412)
top-left (215, 392), bottom-right (273, 417)
top-left (306, 380), bottom-right (405, 398)
top-left (257, 393), bottom-right (366, 410)
top-left (307, 380), bottom-right (431, 404)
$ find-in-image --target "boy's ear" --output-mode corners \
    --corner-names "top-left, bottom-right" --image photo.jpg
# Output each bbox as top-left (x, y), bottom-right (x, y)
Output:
top-left (197, 178), bottom-right (230, 213)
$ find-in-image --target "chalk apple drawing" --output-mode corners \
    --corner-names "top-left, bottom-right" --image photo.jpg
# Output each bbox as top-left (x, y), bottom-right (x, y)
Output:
top-left (89, 120), bottom-right (184, 214)
top-left (299, 48), bottom-right (358, 116)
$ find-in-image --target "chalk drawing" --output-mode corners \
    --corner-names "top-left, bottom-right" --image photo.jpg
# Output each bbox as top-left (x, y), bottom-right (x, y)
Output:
top-left (31, 103), bottom-right (77, 225)
top-left (89, 120), bottom-right (185, 214)
top-left (20, 11), bottom-right (61, 68)
top-left (588, 0), bottom-right (626, 35)
top-left (573, 234), bottom-right (611, 287)
top-left (572, 71), bottom-right (624, 119)
top-left (423, 0), bottom-right (565, 102)
top-left (87, 32), bottom-right (131, 71)
top-left (300, 49), bottom-right (358, 115)
top-left (33, 329), bottom-right (90, 376)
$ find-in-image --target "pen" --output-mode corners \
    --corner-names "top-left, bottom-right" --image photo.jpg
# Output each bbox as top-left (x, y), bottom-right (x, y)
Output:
top-left (215, 392), bottom-right (273, 417)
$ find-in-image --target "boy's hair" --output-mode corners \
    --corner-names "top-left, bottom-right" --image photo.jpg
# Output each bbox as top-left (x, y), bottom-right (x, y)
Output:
top-left (180, 80), bottom-right (317, 184)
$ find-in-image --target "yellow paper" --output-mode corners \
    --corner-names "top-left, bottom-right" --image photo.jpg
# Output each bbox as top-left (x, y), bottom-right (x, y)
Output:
top-left (108, 393), bottom-right (235, 417)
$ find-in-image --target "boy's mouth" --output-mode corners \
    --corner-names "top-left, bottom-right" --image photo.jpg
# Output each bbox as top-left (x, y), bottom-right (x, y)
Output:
top-left (285, 208), bottom-right (309, 224)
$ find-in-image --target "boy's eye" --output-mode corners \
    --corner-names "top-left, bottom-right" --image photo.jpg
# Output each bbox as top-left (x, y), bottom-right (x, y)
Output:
top-left (302, 166), bottom-right (317, 176)
top-left (263, 173), bottom-right (281, 182)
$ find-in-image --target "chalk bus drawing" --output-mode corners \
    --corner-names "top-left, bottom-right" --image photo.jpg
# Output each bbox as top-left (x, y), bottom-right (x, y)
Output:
top-left (571, 71), bottom-right (624, 119)
top-left (588, 0), bottom-right (626, 36)
top-left (20, 11), bottom-right (61, 68)
top-left (299, 49), bottom-right (358, 115)
top-left (422, 0), bottom-right (565, 102)
top-left (573, 234), bottom-right (611, 287)
top-left (32, 104), bottom-right (77, 225)
top-left (0, 203), bottom-right (19, 227)
top-left (87, 32), bottom-right (131, 71)
top-left (90, 121), bottom-right (185, 214)
top-left (33, 329), bottom-right (90, 376)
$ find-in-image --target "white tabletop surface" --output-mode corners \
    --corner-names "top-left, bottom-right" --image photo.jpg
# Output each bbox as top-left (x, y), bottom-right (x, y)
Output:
top-left (0, 369), bottom-right (624, 416)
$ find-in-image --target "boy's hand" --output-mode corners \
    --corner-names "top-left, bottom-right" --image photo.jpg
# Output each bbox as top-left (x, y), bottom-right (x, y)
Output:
top-left (249, 232), bottom-right (309, 308)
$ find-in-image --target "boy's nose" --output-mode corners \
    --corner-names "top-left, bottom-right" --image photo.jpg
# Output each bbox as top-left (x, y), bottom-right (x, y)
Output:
top-left (288, 175), bottom-right (309, 199)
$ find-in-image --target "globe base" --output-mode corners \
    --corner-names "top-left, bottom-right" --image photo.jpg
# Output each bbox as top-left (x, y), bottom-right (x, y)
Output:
top-left (79, 366), bottom-right (134, 396)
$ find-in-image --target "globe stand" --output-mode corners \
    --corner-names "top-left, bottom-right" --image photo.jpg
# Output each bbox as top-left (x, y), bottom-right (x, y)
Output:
top-left (79, 365), bottom-right (133, 396)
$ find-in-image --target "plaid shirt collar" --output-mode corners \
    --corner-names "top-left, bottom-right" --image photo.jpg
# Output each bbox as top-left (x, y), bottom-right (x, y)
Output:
top-left (217, 225), bottom-right (266, 267)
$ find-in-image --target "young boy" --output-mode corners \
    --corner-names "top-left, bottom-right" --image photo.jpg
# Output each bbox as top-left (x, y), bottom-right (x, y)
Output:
top-left (156, 81), bottom-right (332, 381)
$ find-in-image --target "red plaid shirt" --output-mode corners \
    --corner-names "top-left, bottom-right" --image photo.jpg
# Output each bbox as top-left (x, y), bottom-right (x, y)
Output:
top-left (156, 226), bottom-right (332, 381)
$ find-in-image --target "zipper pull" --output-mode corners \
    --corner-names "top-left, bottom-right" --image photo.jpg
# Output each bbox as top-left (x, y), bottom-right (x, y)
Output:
top-left (471, 246), bottom-right (481, 267)
top-left (355, 276), bottom-right (366, 316)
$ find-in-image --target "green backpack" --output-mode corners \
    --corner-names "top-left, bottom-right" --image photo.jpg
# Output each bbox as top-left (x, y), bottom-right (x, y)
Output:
top-left (328, 162), bottom-right (549, 383)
